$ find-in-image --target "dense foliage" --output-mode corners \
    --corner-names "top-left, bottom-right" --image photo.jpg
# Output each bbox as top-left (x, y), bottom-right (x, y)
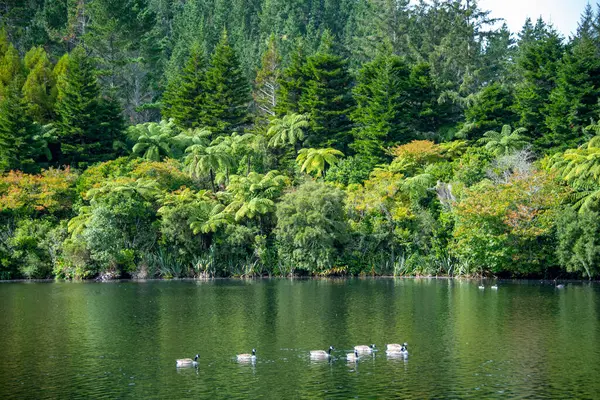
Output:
top-left (1, 1), bottom-right (600, 279)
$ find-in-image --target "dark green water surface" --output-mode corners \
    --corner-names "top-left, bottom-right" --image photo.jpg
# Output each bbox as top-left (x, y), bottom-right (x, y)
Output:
top-left (0, 279), bottom-right (599, 399)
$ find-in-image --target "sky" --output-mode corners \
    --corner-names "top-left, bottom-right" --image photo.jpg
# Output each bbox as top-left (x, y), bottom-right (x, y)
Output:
top-left (475, 0), bottom-right (590, 38)
top-left (409, 0), bottom-right (592, 39)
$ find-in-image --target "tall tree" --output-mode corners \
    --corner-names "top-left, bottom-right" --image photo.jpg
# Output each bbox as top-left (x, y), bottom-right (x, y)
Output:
top-left (459, 82), bottom-right (518, 141)
top-left (253, 34), bottom-right (281, 124)
top-left (0, 44), bottom-right (24, 97)
top-left (275, 39), bottom-right (309, 116)
top-left (299, 31), bottom-right (354, 150)
top-left (351, 47), bottom-right (411, 162)
top-left (544, 7), bottom-right (600, 152)
top-left (201, 29), bottom-right (251, 134)
top-left (343, 0), bottom-right (410, 66)
top-left (0, 80), bottom-right (44, 172)
top-left (513, 18), bottom-right (563, 151)
top-left (22, 46), bottom-right (57, 123)
top-left (54, 46), bottom-right (124, 166)
top-left (161, 44), bottom-right (206, 129)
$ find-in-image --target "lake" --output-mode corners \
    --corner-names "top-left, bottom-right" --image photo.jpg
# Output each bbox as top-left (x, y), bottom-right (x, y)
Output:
top-left (0, 278), bottom-right (598, 398)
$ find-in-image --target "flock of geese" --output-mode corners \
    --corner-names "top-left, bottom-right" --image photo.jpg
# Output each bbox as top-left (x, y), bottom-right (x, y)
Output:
top-left (176, 343), bottom-right (408, 367)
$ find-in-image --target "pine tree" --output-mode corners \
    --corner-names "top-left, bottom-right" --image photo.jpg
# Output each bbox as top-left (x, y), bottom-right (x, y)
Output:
top-left (253, 34), bottom-right (281, 125)
top-left (275, 39), bottom-right (309, 116)
top-left (0, 44), bottom-right (24, 98)
top-left (343, 0), bottom-right (410, 66)
top-left (407, 62), bottom-right (455, 140)
top-left (201, 29), bottom-right (250, 134)
top-left (54, 46), bottom-right (124, 166)
top-left (544, 8), bottom-right (600, 152)
top-left (0, 80), bottom-right (42, 173)
top-left (351, 47), bottom-right (411, 162)
top-left (162, 44), bottom-right (206, 129)
top-left (22, 46), bottom-right (57, 123)
top-left (299, 31), bottom-right (354, 150)
top-left (513, 18), bottom-right (563, 150)
top-left (459, 82), bottom-right (518, 141)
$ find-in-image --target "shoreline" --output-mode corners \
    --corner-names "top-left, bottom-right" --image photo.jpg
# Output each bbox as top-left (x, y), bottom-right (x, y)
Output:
top-left (1, 276), bottom-right (597, 284)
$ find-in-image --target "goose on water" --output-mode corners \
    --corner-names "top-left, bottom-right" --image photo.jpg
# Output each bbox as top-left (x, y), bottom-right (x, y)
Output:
top-left (310, 346), bottom-right (334, 359)
top-left (386, 343), bottom-right (409, 356)
top-left (237, 349), bottom-right (256, 362)
top-left (346, 349), bottom-right (360, 362)
top-left (176, 354), bottom-right (199, 367)
top-left (386, 342), bottom-right (407, 351)
top-left (354, 344), bottom-right (376, 354)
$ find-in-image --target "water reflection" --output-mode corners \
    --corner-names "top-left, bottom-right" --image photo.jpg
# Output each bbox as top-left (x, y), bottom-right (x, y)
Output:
top-left (0, 279), bottom-right (598, 398)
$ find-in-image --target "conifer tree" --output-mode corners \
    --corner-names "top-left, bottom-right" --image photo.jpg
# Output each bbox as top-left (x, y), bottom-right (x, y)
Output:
top-left (201, 29), bottom-right (250, 133)
top-left (0, 80), bottom-right (42, 172)
top-left (275, 39), bottom-right (309, 116)
top-left (351, 47), bottom-right (411, 162)
top-left (407, 62), bottom-right (454, 140)
top-left (162, 44), bottom-right (206, 129)
top-left (513, 18), bottom-right (563, 150)
top-left (544, 7), bottom-right (600, 152)
top-left (253, 34), bottom-right (281, 125)
top-left (459, 82), bottom-right (518, 141)
top-left (54, 46), bottom-right (124, 166)
top-left (299, 31), bottom-right (354, 150)
top-left (22, 46), bottom-right (57, 123)
top-left (0, 44), bottom-right (24, 98)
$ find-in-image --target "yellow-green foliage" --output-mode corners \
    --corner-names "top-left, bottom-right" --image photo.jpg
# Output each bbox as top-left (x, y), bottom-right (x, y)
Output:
top-left (451, 169), bottom-right (567, 274)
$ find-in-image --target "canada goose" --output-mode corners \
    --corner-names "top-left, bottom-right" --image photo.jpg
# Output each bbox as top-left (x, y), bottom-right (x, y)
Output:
top-left (176, 354), bottom-right (199, 367)
top-left (386, 342), bottom-right (407, 351)
top-left (237, 349), bottom-right (256, 362)
top-left (310, 346), bottom-right (334, 359)
top-left (491, 285), bottom-right (498, 290)
top-left (354, 344), bottom-right (376, 353)
top-left (346, 349), bottom-right (359, 362)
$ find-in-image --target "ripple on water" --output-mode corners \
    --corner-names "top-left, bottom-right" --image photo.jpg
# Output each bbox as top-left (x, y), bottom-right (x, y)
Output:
top-left (0, 279), bottom-right (599, 398)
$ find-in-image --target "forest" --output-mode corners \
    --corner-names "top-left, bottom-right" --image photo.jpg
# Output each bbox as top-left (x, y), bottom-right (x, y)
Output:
top-left (1, 0), bottom-right (600, 280)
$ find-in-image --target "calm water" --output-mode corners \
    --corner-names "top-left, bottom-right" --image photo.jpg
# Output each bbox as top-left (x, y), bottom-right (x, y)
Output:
top-left (0, 279), bottom-right (599, 399)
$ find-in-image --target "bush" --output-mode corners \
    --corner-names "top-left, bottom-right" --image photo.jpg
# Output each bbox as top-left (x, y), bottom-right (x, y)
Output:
top-left (275, 181), bottom-right (348, 273)
top-left (556, 207), bottom-right (600, 279)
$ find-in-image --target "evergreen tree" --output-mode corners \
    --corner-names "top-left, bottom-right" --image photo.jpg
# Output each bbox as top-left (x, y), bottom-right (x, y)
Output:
top-left (253, 34), bottom-right (281, 124)
top-left (544, 8), bottom-right (600, 152)
top-left (0, 44), bottom-right (24, 98)
top-left (351, 47), bottom-right (411, 162)
top-left (275, 39), bottom-right (309, 116)
top-left (201, 29), bottom-right (250, 134)
top-left (459, 82), bottom-right (518, 141)
top-left (513, 18), bottom-right (563, 150)
top-left (480, 23), bottom-right (515, 84)
top-left (0, 80), bottom-right (43, 172)
top-left (299, 31), bottom-right (354, 150)
top-left (407, 62), bottom-right (455, 140)
top-left (162, 44), bottom-right (206, 129)
top-left (54, 46), bottom-right (124, 166)
top-left (343, 0), bottom-right (410, 66)
top-left (22, 46), bottom-right (57, 123)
